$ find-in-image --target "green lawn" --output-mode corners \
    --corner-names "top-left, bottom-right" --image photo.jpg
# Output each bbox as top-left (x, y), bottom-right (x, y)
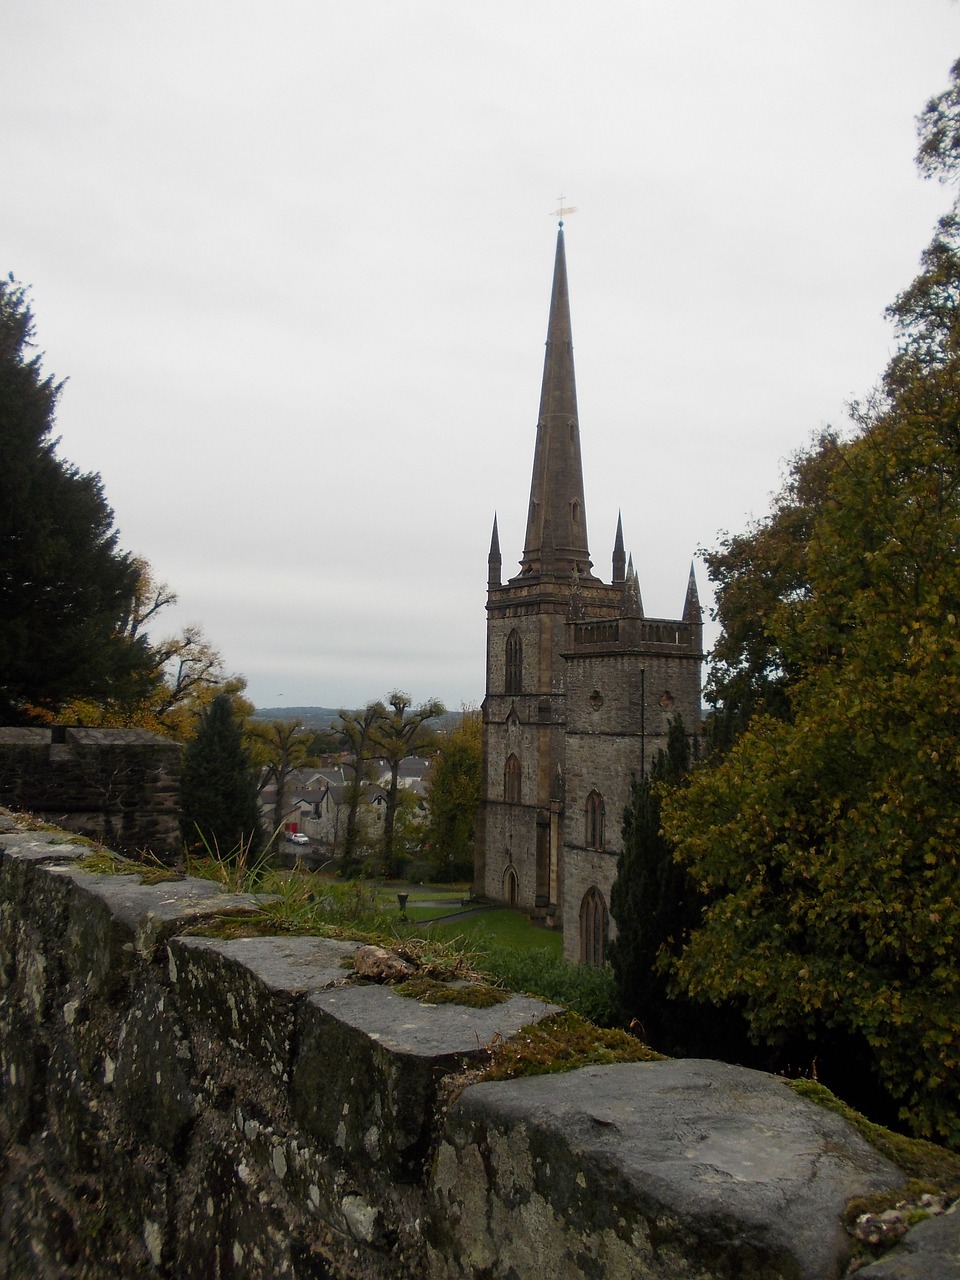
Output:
top-left (429, 908), bottom-right (564, 955)
top-left (294, 870), bottom-right (612, 1021)
top-left (373, 882), bottom-right (562, 953)
top-left (398, 904), bottom-right (462, 923)
top-left (308, 874), bottom-right (563, 955)
top-left (370, 882), bottom-right (471, 923)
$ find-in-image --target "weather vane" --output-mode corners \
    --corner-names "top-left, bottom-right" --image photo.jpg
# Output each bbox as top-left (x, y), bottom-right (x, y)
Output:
top-left (551, 195), bottom-right (577, 227)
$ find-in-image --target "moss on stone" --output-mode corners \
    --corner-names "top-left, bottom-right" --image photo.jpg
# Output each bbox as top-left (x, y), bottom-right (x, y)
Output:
top-left (76, 849), bottom-right (183, 885)
top-left (482, 1011), bottom-right (666, 1081)
top-left (843, 1179), bottom-right (951, 1225)
top-left (393, 976), bottom-right (509, 1008)
top-left (183, 912), bottom-right (389, 944)
top-left (787, 1079), bottom-right (960, 1197)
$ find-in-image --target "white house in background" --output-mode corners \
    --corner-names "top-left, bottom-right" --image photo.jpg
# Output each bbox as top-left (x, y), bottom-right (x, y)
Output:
top-left (368, 757), bottom-right (432, 790)
top-left (264, 757), bottom-right (432, 855)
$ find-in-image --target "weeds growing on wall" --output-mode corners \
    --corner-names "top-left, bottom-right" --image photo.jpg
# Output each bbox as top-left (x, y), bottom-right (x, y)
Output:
top-left (186, 825), bottom-right (276, 894)
top-left (98, 833), bottom-right (623, 1027)
top-left (77, 846), bottom-right (182, 886)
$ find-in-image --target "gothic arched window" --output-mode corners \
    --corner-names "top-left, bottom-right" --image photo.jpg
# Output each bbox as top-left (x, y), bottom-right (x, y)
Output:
top-left (502, 865), bottom-right (519, 906)
top-left (504, 754), bottom-right (521, 804)
top-left (505, 629), bottom-right (523, 695)
top-left (579, 887), bottom-right (609, 967)
top-left (585, 789), bottom-right (605, 851)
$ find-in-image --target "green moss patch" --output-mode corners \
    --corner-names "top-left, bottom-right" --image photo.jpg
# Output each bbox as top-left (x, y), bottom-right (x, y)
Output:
top-left (483, 1012), bottom-right (665, 1081)
top-left (393, 976), bottom-right (509, 1008)
top-left (77, 849), bottom-right (183, 885)
top-left (787, 1079), bottom-right (960, 1196)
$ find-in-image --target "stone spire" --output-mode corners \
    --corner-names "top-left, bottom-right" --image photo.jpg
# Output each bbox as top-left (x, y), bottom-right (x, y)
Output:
top-left (517, 225), bottom-right (594, 581)
top-left (623, 553), bottom-right (643, 618)
top-left (488, 514), bottom-right (502, 587)
top-left (682, 562), bottom-right (701, 623)
top-left (612, 512), bottom-right (626, 583)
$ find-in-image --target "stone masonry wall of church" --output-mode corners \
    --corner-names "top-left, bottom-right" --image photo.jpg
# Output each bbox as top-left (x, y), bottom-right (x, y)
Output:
top-left (561, 846), bottom-right (619, 963)
top-left (565, 648), bottom-right (702, 750)
top-left (560, 648), bottom-right (702, 960)
top-left (484, 612), bottom-right (542, 697)
top-left (483, 608), bottom-right (566, 908)
top-left (481, 804), bottom-right (538, 906)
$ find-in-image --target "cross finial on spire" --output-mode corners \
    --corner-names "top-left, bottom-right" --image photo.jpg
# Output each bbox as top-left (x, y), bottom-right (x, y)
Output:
top-left (551, 195), bottom-right (577, 227)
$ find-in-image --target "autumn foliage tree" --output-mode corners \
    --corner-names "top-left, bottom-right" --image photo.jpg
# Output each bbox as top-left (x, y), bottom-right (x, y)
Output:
top-left (700, 431), bottom-right (845, 749)
top-left (423, 709), bottom-right (482, 881)
top-left (57, 560), bottom-right (247, 738)
top-left (662, 61), bottom-right (960, 1145)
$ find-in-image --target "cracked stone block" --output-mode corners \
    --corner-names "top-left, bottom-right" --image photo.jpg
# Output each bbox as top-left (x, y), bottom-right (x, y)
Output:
top-left (427, 1057), bottom-right (906, 1280)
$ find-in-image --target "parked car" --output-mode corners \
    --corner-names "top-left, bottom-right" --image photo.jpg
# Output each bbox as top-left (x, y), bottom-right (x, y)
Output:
top-left (285, 832), bottom-right (310, 845)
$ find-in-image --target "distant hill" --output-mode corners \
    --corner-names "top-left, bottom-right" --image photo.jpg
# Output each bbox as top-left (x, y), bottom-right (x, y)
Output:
top-left (251, 706), bottom-right (343, 728)
top-left (252, 706), bottom-right (464, 732)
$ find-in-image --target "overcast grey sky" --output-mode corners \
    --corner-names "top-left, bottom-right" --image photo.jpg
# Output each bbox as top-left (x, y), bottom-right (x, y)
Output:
top-left (4, 2), bottom-right (957, 711)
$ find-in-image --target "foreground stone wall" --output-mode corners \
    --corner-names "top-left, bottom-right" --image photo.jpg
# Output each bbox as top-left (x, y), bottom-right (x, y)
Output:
top-left (0, 818), bottom-right (933, 1279)
top-left (0, 728), bottom-right (181, 859)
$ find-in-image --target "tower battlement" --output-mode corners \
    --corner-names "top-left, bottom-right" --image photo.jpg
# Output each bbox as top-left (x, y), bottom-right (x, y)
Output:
top-left (570, 615), bottom-right (701, 652)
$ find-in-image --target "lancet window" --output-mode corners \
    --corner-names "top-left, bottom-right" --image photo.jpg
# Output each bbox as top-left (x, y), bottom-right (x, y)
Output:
top-left (585, 789), bottom-right (605, 851)
top-left (579, 887), bottom-right (608, 967)
top-left (504, 753), bottom-right (521, 804)
top-left (505, 629), bottom-right (523, 695)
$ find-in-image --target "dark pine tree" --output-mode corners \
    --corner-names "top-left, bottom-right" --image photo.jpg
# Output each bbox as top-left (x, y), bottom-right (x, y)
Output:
top-left (0, 276), bottom-right (152, 724)
top-left (610, 717), bottom-right (767, 1065)
top-left (609, 717), bottom-right (698, 1050)
top-left (180, 694), bottom-right (263, 860)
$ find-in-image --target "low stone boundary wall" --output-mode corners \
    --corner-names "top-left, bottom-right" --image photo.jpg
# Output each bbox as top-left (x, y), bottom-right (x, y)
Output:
top-left (0, 728), bottom-right (181, 859)
top-left (0, 820), bottom-right (925, 1279)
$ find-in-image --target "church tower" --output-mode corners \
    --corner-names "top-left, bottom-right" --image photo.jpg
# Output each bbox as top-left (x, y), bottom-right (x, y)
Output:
top-left (477, 226), bottom-right (703, 962)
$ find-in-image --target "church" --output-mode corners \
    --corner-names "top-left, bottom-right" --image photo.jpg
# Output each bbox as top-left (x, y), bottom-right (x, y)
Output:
top-left (475, 223), bottom-right (703, 965)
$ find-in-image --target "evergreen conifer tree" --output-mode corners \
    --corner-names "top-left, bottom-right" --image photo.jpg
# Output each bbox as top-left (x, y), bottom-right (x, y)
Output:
top-left (180, 694), bottom-right (263, 860)
top-left (0, 276), bottom-right (151, 723)
top-left (609, 717), bottom-right (696, 1047)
